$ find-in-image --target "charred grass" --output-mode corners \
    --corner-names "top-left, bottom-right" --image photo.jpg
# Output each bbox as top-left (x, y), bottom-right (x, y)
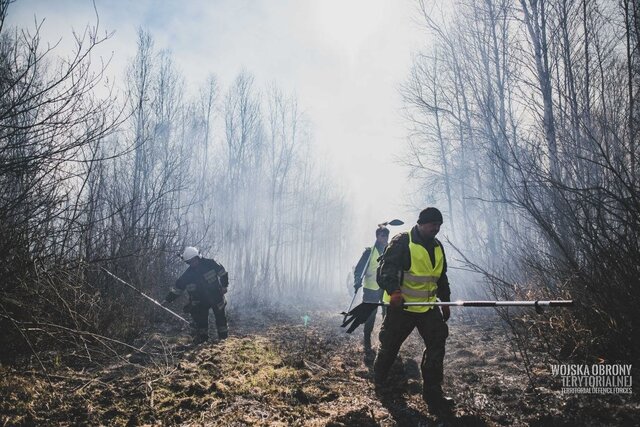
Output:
top-left (1, 309), bottom-right (637, 426)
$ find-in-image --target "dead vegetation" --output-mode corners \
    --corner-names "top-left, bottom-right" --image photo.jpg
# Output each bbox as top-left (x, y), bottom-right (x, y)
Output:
top-left (1, 309), bottom-right (638, 426)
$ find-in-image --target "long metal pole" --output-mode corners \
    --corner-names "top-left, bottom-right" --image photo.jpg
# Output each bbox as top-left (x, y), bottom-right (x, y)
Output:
top-left (370, 300), bottom-right (573, 307)
top-left (101, 267), bottom-right (190, 324)
top-left (341, 300), bottom-right (573, 333)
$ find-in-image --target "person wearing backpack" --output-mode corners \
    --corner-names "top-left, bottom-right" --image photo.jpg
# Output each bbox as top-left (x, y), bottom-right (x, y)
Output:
top-left (163, 246), bottom-right (229, 344)
top-left (373, 207), bottom-right (454, 414)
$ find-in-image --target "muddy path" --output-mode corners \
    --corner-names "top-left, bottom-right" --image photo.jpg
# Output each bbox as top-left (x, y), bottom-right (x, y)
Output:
top-left (1, 308), bottom-right (637, 426)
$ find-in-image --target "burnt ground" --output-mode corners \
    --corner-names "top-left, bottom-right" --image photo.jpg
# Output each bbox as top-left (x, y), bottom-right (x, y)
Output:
top-left (1, 307), bottom-right (638, 426)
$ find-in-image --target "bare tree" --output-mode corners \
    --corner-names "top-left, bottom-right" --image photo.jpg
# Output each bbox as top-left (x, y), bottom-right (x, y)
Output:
top-left (405, 0), bottom-right (639, 368)
top-left (0, 0), bottom-right (125, 362)
top-left (0, 3), bottom-right (349, 364)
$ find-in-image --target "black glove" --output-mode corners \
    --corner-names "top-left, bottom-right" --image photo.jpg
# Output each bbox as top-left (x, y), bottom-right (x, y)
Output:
top-left (354, 280), bottom-right (362, 290)
top-left (164, 292), bottom-right (178, 304)
top-left (183, 303), bottom-right (192, 314)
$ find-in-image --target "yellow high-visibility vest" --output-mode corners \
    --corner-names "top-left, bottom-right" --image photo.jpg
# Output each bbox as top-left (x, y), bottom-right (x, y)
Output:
top-left (381, 233), bottom-right (444, 309)
top-left (402, 232), bottom-right (444, 312)
top-left (363, 246), bottom-right (381, 291)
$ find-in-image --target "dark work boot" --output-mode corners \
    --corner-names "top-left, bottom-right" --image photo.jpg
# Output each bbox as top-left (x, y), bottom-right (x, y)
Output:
top-left (217, 325), bottom-right (228, 340)
top-left (364, 349), bottom-right (376, 365)
top-left (423, 385), bottom-right (455, 414)
top-left (191, 325), bottom-right (209, 345)
top-left (364, 334), bottom-right (376, 364)
top-left (193, 334), bottom-right (209, 345)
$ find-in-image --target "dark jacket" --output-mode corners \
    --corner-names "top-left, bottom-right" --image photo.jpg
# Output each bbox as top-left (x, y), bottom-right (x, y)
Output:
top-left (166, 258), bottom-right (228, 305)
top-left (377, 226), bottom-right (451, 302)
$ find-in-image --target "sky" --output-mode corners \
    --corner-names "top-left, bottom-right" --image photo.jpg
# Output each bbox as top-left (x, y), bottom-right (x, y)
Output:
top-left (7, 0), bottom-right (434, 258)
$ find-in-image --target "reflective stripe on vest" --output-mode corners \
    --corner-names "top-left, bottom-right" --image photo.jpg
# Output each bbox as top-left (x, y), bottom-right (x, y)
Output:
top-left (400, 285), bottom-right (436, 298)
top-left (403, 273), bottom-right (439, 283)
top-left (363, 246), bottom-right (381, 291)
top-left (402, 232), bottom-right (444, 313)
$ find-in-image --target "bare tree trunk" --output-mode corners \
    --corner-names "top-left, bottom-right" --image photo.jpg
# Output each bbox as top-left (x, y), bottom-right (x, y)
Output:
top-left (623, 0), bottom-right (638, 182)
top-left (521, 0), bottom-right (559, 180)
top-left (431, 50), bottom-right (455, 231)
top-left (129, 29), bottom-right (154, 234)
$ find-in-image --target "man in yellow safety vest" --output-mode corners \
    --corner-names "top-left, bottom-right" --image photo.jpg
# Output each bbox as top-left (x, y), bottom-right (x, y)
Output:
top-left (373, 207), bottom-right (454, 414)
top-left (353, 226), bottom-right (389, 360)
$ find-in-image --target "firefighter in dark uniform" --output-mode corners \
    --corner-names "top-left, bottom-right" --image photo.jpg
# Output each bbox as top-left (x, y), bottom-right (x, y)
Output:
top-left (163, 246), bottom-right (229, 344)
top-left (353, 226), bottom-right (389, 360)
top-left (373, 207), bottom-right (454, 413)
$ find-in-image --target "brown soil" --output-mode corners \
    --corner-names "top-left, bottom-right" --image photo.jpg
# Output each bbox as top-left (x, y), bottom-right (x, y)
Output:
top-left (1, 309), bottom-right (637, 426)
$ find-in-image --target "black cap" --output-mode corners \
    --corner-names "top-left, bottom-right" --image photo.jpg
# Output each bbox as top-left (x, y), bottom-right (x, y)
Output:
top-left (417, 207), bottom-right (443, 224)
top-left (376, 226), bottom-right (389, 236)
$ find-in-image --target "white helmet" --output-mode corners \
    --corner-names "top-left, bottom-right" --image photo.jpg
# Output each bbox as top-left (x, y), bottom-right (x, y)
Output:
top-left (181, 246), bottom-right (200, 261)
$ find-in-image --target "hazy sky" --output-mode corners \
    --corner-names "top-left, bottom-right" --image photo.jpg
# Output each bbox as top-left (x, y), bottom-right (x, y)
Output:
top-left (7, 0), bottom-right (435, 257)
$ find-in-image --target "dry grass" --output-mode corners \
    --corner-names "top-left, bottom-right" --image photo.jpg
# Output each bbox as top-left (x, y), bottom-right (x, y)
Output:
top-left (1, 309), bottom-right (638, 426)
